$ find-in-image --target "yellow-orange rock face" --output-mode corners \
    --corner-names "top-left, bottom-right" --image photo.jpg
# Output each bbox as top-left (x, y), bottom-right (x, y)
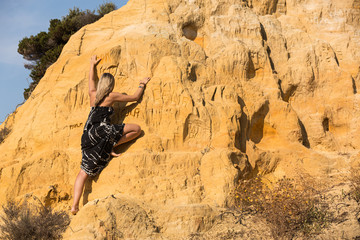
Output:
top-left (1, 0), bottom-right (360, 238)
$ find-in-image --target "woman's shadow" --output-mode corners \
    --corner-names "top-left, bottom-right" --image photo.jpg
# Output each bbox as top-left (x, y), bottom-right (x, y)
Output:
top-left (82, 96), bottom-right (145, 206)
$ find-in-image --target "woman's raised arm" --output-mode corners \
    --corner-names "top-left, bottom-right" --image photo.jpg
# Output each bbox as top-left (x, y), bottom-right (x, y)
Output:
top-left (88, 55), bottom-right (101, 96)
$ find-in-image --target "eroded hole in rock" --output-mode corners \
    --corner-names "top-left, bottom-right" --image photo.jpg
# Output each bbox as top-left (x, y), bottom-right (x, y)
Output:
top-left (237, 96), bottom-right (248, 153)
top-left (334, 54), bottom-right (340, 66)
top-left (322, 118), bottom-right (329, 132)
top-left (189, 65), bottom-right (197, 82)
top-left (278, 79), bottom-right (297, 102)
top-left (246, 53), bottom-right (256, 79)
top-left (182, 24), bottom-right (198, 41)
top-left (352, 76), bottom-right (357, 94)
top-left (183, 115), bottom-right (192, 141)
top-left (211, 87), bottom-right (217, 101)
top-left (298, 119), bottom-right (310, 148)
top-left (260, 23), bottom-right (267, 41)
top-left (266, 46), bottom-right (276, 73)
top-left (249, 101), bottom-right (269, 144)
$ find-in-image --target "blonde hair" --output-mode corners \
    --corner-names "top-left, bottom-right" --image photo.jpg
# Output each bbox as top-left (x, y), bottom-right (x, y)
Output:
top-left (94, 73), bottom-right (115, 106)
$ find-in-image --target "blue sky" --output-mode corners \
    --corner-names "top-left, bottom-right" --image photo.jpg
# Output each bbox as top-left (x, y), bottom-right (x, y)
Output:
top-left (0, 0), bottom-right (128, 123)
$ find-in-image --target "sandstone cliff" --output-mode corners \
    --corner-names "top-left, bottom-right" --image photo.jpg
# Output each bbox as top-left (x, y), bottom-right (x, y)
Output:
top-left (0, 0), bottom-right (360, 238)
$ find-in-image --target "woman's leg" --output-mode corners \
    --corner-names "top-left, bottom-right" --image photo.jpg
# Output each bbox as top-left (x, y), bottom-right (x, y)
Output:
top-left (111, 123), bottom-right (141, 156)
top-left (71, 169), bottom-right (89, 215)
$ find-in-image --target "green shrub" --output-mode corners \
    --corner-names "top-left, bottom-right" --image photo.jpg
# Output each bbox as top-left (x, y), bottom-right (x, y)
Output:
top-left (18, 3), bottom-right (117, 99)
top-left (97, 2), bottom-right (117, 17)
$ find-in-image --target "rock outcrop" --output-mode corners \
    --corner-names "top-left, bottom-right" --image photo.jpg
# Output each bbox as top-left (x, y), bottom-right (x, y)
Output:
top-left (1, 0), bottom-right (359, 238)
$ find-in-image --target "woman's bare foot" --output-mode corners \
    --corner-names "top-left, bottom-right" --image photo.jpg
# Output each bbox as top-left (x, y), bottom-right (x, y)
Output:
top-left (71, 206), bottom-right (79, 215)
top-left (110, 151), bottom-right (121, 157)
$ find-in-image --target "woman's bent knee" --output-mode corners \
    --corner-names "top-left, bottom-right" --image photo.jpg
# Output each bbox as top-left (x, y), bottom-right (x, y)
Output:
top-left (124, 123), bottom-right (141, 133)
top-left (135, 124), bottom-right (141, 134)
top-left (121, 124), bottom-right (142, 140)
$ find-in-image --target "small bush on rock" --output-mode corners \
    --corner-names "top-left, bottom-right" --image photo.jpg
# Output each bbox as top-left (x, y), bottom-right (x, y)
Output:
top-left (0, 127), bottom-right (10, 143)
top-left (350, 167), bottom-right (360, 203)
top-left (234, 176), bottom-right (331, 239)
top-left (0, 200), bottom-right (70, 240)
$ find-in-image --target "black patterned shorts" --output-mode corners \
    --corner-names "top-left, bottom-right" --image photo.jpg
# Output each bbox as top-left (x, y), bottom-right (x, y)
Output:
top-left (80, 123), bottom-right (124, 176)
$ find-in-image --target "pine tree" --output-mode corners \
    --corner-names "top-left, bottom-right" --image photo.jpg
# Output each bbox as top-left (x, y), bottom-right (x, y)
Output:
top-left (18, 3), bottom-right (117, 99)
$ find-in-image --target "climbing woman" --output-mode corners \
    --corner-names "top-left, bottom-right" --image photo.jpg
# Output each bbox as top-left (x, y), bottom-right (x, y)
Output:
top-left (71, 55), bottom-right (150, 215)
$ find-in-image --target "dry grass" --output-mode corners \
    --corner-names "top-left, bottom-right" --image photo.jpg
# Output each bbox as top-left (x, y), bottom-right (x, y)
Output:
top-left (350, 167), bottom-right (360, 204)
top-left (234, 176), bottom-right (331, 239)
top-left (0, 200), bottom-right (70, 240)
top-left (349, 166), bottom-right (360, 228)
